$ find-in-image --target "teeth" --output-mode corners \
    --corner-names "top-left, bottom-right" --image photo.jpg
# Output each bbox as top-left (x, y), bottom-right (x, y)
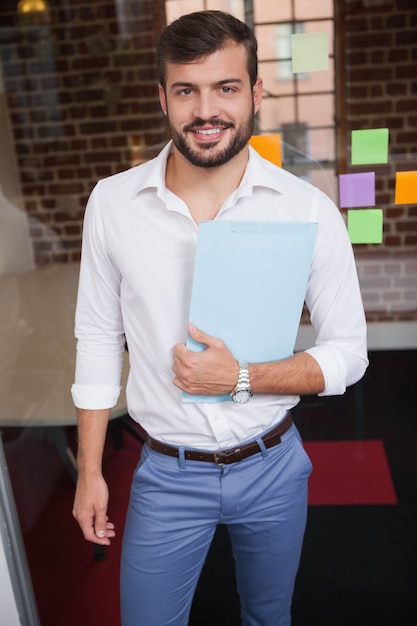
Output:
top-left (195, 128), bottom-right (223, 135)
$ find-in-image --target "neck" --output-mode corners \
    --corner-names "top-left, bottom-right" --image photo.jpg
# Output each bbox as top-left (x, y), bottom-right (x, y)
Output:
top-left (165, 145), bottom-right (249, 223)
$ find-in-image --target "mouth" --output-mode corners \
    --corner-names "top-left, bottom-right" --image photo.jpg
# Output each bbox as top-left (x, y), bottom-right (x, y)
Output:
top-left (189, 125), bottom-right (232, 147)
top-left (184, 119), bottom-right (233, 144)
top-left (193, 127), bottom-right (224, 136)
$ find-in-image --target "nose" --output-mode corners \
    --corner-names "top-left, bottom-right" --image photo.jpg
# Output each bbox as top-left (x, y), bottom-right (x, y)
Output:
top-left (193, 90), bottom-right (220, 122)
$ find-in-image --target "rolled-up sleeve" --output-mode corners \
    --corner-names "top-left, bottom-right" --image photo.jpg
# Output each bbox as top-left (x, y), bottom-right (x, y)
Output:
top-left (305, 192), bottom-right (368, 396)
top-left (71, 182), bottom-right (125, 409)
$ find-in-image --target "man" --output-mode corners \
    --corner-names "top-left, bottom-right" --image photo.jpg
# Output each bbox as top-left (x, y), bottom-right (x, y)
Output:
top-left (72, 10), bottom-right (368, 626)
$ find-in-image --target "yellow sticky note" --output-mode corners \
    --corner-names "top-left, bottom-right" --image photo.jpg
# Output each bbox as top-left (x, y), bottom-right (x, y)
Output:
top-left (395, 171), bottom-right (417, 204)
top-left (291, 32), bottom-right (329, 74)
top-left (347, 209), bottom-right (383, 244)
top-left (249, 134), bottom-right (282, 168)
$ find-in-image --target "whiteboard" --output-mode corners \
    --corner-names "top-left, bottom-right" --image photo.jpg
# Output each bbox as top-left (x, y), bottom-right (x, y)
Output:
top-left (0, 437), bottom-right (40, 626)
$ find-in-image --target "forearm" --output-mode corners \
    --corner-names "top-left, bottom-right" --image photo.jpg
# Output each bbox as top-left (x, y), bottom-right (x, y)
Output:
top-left (73, 407), bottom-right (115, 545)
top-left (173, 325), bottom-right (326, 398)
top-left (76, 408), bottom-right (111, 477)
top-left (249, 352), bottom-right (325, 396)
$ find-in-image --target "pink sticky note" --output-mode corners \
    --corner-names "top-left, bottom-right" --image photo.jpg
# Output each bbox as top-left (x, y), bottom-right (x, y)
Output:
top-left (339, 172), bottom-right (375, 208)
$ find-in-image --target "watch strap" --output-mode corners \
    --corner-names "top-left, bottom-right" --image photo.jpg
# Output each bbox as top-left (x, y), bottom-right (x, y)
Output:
top-left (230, 360), bottom-right (253, 401)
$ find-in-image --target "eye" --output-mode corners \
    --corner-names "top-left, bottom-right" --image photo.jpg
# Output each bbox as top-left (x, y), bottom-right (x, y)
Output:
top-left (220, 86), bottom-right (234, 94)
top-left (177, 88), bottom-right (193, 96)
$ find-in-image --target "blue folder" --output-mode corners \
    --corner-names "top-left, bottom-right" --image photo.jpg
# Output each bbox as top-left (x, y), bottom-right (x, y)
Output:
top-left (183, 220), bottom-right (318, 402)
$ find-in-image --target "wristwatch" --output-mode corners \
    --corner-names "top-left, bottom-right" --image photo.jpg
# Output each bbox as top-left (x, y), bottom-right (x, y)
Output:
top-left (230, 361), bottom-right (253, 404)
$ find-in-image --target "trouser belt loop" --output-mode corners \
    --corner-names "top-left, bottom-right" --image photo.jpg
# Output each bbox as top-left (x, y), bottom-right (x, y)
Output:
top-left (256, 436), bottom-right (269, 459)
top-left (178, 446), bottom-right (186, 470)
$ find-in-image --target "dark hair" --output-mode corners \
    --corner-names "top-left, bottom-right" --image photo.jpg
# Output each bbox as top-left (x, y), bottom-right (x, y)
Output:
top-left (157, 10), bottom-right (258, 89)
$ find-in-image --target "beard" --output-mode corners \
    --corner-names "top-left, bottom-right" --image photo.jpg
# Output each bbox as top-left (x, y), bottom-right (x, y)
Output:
top-left (168, 109), bottom-right (255, 169)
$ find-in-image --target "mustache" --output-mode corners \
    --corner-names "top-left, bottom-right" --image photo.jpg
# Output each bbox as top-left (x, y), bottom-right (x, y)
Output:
top-left (183, 117), bottom-right (235, 132)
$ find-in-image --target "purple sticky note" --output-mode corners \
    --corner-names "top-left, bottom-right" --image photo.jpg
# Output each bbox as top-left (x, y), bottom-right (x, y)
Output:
top-left (339, 172), bottom-right (376, 208)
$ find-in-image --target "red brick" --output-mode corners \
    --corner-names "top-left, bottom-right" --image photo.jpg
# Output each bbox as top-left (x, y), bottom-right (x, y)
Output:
top-left (396, 99), bottom-right (417, 112)
top-left (396, 65), bottom-right (417, 79)
top-left (388, 48), bottom-right (409, 63)
top-left (397, 221), bottom-right (417, 232)
top-left (386, 14), bottom-right (407, 29)
top-left (397, 131), bottom-right (417, 144)
top-left (48, 183), bottom-right (84, 195)
top-left (349, 66), bottom-right (393, 82)
top-left (395, 30), bottom-right (417, 46)
top-left (79, 121), bottom-right (117, 134)
top-left (387, 83), bottom-right (408, 96)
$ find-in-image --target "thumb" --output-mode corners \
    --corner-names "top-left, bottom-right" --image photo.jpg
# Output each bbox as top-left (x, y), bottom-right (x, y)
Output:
top-left (188, 323), bottom-right (212, 347)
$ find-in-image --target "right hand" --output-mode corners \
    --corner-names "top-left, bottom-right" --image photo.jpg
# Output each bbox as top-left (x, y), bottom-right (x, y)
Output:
top-left (72, 474), bottom-right (115, 545)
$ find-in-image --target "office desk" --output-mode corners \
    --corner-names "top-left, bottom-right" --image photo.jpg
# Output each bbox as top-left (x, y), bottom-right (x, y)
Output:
top-left (295, 319), bottom-right (417, 437)
top-left (0, 262), bottom-right (130, 480)
top-left (295, 320), bottom-right (417, 352)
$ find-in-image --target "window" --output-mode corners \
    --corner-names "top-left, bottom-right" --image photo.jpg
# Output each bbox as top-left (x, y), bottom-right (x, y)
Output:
top-left (276, 22), bottom-right (304, 82)
top-left (253, 0), bottom-right (336, 200)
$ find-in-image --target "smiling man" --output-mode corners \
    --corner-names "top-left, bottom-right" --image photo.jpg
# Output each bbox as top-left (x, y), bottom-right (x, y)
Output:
top-left (71, 11), bottom-right (368, 626)
top-left (160, 41), bottom-right (260, 170)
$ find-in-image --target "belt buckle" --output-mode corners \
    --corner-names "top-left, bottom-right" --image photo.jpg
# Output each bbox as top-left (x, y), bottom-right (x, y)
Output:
top-left (213, 452), bottom-right (225, 466)
top-left (213, 447), bottom-right (241, 466)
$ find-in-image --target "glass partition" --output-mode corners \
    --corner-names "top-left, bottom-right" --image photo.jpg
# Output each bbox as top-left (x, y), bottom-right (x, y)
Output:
top-left (0, 2), bottom-right (416, 623)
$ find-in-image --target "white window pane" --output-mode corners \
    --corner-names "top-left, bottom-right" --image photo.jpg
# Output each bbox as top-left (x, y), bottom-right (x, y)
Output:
top-left (257, 96), bottom-right (296, 131)
top-left (207, 0), bottom-right (245, 20)
top-left (256, 24), bottom-right (281, 61)
top-left (298, 94), bottom-right (334, 127)
top-left (259, 62), bottom-right (295, 96)
top-left (165, 1), bottom-right (204, 23)
top-left (295, 0), bottom-right (333, 20)
top-left (165, 0), bottom-right (245, 23)
top-left (254, 0), bottom-right (292, 23)
top-left (309, 128), bottom-right (335, 161)
top-left (298, 57), bottom-right (334, 93)
top-left (310, 168), bottom-right (338, 203)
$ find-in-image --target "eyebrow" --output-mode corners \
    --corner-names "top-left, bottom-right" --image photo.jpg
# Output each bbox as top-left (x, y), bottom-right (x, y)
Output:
top-left (169, 78), bottom-right (244, 91)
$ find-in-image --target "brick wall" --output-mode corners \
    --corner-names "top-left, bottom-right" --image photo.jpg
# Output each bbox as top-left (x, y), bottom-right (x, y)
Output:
top-left (341, 0), bottom-right (417, 246)
top-left (339, 0), bottom-right (417, 320)
top-left (0, 0), bottom-right (416, 318)
top-left (0, 0), bottom-right (168, 265)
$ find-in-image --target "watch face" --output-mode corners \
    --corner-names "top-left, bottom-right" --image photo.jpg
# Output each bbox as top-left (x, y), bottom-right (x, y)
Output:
top-left (232, 389), bottom-right (251, 404)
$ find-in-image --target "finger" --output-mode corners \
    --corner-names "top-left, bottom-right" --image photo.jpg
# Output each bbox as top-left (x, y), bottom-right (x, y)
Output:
top-left (172, 342), bottom-right (187, 359)
top-left (94, 510), bottom-right (110, 540)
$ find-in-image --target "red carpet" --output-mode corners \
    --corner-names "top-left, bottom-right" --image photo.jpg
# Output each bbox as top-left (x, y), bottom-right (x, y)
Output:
top-left (305, 439), bottom-right (398, 505)
top-left (21, 434), bottom-right (138, 626)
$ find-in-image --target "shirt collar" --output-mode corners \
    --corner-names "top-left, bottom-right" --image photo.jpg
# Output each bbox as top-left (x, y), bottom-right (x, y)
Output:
top-left (130, 141), bottom-right (172, 199)
top-left (244, 146), bottom-right (284, 194)
top-left (130, 140), bottom-right (284, 200)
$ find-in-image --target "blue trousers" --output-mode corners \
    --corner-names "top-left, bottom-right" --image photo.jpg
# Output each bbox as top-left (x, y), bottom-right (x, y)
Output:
top-left (120, 423), bottom-right (312, 626)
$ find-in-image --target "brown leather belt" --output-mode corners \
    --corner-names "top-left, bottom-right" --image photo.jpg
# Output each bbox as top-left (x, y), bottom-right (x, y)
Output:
top-left (146, 413), bottom-right (293, 466)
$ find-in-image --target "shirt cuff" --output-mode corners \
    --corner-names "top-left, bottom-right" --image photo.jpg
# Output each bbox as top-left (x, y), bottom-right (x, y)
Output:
top-left (305, 346), bottom-right (348, 396)
top-left (71, 383), bottom-right (121, 410)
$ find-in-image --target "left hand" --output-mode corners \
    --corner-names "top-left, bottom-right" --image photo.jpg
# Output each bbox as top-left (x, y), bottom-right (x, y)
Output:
top-left (172, 324), bottom-right (238, 396)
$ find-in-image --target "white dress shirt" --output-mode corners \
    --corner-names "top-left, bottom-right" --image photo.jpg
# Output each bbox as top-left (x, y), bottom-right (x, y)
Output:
top-left (71, 142), bottom-right (368, 449)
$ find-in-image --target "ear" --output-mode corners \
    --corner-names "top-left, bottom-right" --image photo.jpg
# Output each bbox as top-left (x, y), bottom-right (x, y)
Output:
top-left (158, 83), bottom-right (168, 116)
top-left (253, 77), bottom-right (263, 115)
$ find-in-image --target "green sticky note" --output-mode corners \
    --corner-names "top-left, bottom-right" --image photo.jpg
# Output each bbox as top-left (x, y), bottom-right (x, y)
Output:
top-left (351, 129), bottom-right (389, 165)
top-left (291, 32), bottom-right (329, 74)
top-left (347, 209), bottom-right (383, 244)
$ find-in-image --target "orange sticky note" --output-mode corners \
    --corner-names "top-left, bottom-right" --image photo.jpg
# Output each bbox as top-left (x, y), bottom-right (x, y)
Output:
top-left (249, 134), bottom-right (282, 168)
top-left (395, 171), bottom-right (417, 204)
